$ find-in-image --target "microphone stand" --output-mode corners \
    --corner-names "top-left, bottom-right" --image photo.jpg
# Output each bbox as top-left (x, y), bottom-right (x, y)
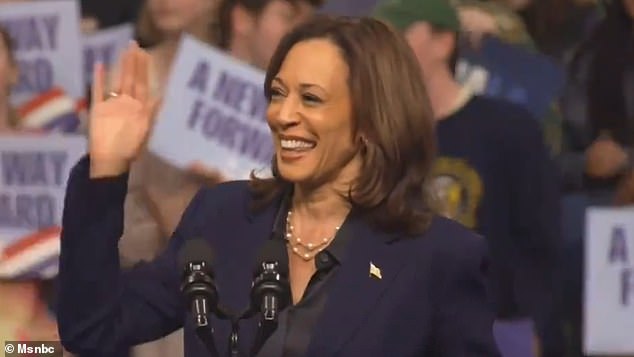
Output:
top-left (193, 310), bottom-right (243, 357)
top-left (228, 317), bottom-right (242, 357)
top-left (212, 305), bottom-right (243, 357)
top-left (195, 321), bottom-right (219, 357)
top-left (251, 318), bottom-right (279, 356)
top-left (240, 304), bottom-right (280, 357)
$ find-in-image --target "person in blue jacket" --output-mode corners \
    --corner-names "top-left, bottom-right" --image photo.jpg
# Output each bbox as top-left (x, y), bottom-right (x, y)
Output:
top-left (57, 16), bottom-right (501, 357)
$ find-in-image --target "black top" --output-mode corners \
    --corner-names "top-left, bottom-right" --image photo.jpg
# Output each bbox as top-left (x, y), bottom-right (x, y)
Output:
top-left (434, 95), bottom-right (560, 319)
top-left (256, 250), bottom-right (340, 357)
top-left (256, 191), bottom-right (355, 357)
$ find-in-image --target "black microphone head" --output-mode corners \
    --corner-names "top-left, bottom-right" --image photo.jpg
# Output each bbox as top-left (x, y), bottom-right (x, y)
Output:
top-left (255, 239), bottom-right (288, 276)
top-left (178, 238), bottom-right (215, 274)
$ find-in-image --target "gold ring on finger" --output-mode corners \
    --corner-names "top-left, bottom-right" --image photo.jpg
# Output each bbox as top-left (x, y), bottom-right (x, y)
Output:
top-left (108, 91), bottom-right (120, 98)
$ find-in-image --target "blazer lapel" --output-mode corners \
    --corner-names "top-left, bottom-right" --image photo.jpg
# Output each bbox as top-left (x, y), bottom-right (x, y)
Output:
top-left (307, 217), bottom-right (411, 356)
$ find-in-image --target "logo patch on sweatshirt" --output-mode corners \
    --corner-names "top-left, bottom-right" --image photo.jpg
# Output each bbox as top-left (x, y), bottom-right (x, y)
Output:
top-left (430, 157), bottom-right (483, 229)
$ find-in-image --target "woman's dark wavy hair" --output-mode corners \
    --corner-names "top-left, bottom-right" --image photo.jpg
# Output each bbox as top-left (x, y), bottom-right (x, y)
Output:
top-left (249, 15), bottom-right (438, 235)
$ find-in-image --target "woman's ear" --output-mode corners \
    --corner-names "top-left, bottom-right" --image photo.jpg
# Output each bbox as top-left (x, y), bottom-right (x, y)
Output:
top-left (357, 134), bottom-right (369, 154)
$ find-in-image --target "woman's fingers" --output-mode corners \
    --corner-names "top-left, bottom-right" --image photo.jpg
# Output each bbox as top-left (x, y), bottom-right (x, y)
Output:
top-left (110, 46), bottom-right (129, 95)
top-left (91, 62), bottom-right (105, 105)
top-left (120, 42), bottom-right (137, 96)
top-left (134, 48), bottom-right (150, 103)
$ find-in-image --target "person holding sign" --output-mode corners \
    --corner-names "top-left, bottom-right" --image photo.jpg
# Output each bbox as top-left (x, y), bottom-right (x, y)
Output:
top-left (0, 18), bottom-right (82, 134)
top-left (136, 0), bottom-right (219, 98)
top-left (374, 1), bottom-right (564, 356)
top-left (58, 16), bottom-right (500, 357)
top-left (0, 24), bottom-right (65, 351)
top-left (115, 0), bottom-right (224, 272)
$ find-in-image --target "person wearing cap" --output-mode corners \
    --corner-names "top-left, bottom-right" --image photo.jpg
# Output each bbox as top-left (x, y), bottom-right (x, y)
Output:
top-left (454, 0), bottom-right (564, 158)
top-left (374, 1), bottom-right (563, 356)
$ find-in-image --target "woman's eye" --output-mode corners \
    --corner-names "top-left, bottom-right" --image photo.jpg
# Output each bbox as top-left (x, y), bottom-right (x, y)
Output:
top-left (302, 93), bottom-right (322, 105)
top-left (270, 87), bottom-right (284, 100)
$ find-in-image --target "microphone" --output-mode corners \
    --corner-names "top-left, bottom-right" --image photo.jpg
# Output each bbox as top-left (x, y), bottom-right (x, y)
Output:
top-left (177, 239), bottom-right (220, 356)
top-left (251, 239), bottom-right (291, 321)
top-left (249, 239), bottom-right (291, 355)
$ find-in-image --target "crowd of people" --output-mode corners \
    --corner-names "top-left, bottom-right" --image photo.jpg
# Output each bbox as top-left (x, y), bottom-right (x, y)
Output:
top-left (1, 0), bottom-right (634, 356)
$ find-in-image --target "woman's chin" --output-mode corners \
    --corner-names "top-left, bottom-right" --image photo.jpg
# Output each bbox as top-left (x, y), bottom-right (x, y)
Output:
top-left (277, 166), bottom-right (314, 185)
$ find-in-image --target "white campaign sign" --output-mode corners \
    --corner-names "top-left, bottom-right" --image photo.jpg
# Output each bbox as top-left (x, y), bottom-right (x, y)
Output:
top-left (148, 35), bottom-right (273, 180)
top-left (82, 23), bottom-right (134, 86)
top-left (584, 207), bottom-right (634, 355)
top-left (0, 0), bottom-right (84, 105)
top-left (0, 135), bottom-right (86, 279)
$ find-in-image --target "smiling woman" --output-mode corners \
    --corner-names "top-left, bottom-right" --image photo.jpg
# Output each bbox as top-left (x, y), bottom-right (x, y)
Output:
top-left (251, 16), bottom-right (437, 234)
top-left (57, 15), bottom-right (500, 357)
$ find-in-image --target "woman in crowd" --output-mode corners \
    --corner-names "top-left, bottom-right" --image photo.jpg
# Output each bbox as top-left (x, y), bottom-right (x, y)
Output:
top-left (0, 24), bottom-right (60, 347)
top-left (58, 16), bottom-right (500, 356)
top-left (135, 0), bottom-right (218, 97)
top-left (115, 0), bottom-right (222, 271)
top-left (109, 2), bottom-right (223, 355)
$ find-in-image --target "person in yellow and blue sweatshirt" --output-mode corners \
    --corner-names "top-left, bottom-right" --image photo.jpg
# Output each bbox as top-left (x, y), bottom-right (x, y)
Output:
top-left (373, 1), bottom-right (564, 356)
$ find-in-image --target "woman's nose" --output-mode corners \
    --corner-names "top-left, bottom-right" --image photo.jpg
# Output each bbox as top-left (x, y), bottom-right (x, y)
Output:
top-left (276, 97), bottom-right (301, 126)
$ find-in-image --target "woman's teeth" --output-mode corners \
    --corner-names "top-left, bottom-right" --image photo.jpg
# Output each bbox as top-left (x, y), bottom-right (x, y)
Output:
top-left (280, 139), bottom-right (316, 150)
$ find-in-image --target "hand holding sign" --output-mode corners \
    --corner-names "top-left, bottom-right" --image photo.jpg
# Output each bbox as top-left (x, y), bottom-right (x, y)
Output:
top-left (585, 133), bottom-right (628, 179)
top-left (89, 42), bottom-right (159, 178)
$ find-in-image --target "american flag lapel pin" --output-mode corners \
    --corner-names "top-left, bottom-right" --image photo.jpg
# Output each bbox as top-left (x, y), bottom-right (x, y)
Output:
top-left (369, 262), bottom-right (382, 280)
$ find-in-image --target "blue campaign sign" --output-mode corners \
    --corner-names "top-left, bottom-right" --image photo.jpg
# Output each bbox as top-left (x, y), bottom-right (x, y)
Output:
top-left (456, 36), bottom-right (565, 119)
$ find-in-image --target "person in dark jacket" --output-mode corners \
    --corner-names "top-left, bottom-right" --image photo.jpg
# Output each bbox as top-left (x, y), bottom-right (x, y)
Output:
top-left (57, 16), bottom-right (501, 357)
top-left (374, 0), bottom-right (564, 355)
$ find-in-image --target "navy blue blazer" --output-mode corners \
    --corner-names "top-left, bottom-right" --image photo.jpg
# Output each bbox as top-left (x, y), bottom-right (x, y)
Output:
top-left (58, 157), bottom-right (501, 357)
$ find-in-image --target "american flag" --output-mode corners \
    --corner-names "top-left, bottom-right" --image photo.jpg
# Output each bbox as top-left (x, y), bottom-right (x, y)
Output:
top-left (0, 227), bottom-right (61, 280)
top-left (17, 87), bottom-right (84, 133)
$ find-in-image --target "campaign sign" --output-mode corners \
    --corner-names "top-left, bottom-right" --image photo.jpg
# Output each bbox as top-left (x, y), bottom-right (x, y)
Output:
top-left (0, 135), bottom-right (86, 279)
top-left (82, 23), bottom-right (134, 86)
top-left (456, 36), bottom-right (565, 119)
top-left (0, 0), bottom-right (84, 105)
top-left (148, 35), bottom-right (273, 180)
top-left (584, 207), bottom-right (634, 355)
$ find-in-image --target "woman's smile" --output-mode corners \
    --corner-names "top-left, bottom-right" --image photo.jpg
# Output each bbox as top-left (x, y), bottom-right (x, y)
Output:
top-left (279, 135), bottom-right (317, 161)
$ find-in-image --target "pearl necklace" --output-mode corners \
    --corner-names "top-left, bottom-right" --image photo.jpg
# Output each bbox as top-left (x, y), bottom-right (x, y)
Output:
top-left (285, 210), bottom-right (340, 261)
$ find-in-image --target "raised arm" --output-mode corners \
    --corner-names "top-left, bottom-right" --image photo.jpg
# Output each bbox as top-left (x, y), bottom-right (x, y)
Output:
top-left (57, 42), bottom-right (187, 354)
top-left (57, 157), bottom-right (193, 354)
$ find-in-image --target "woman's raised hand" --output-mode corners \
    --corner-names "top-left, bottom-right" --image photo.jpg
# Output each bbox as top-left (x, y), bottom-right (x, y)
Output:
top-left (89, 41), bottom-right (159, 178)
